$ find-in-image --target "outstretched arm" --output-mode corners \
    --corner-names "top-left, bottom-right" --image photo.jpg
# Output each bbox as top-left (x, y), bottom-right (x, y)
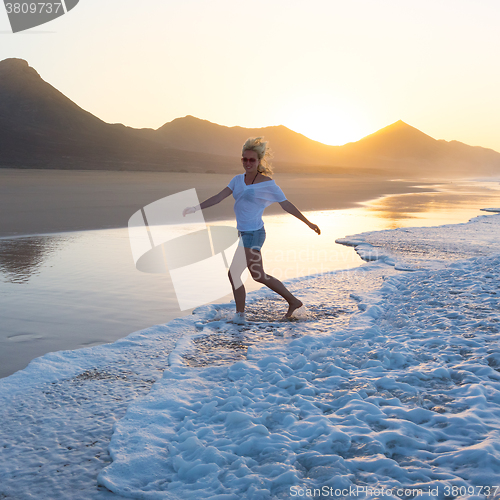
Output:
top-left (183, 187), bottom-right (233, 216)
top-left (279, 200), bottom-right (321, 235)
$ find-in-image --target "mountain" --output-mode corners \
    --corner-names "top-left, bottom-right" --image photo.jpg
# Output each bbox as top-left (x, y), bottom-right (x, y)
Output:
top-left (153, 117), bottom-right (500, 177)
top-left (1, 58), bottom-right (499, 178)
top-left (339, 120), bottom-right (500, 176)
top-left (153, 115), bottom-right (337, 166)
top-left (0, 58), bottom-right (235, 172)
top-left (345, 120), bottom-right (440, 157)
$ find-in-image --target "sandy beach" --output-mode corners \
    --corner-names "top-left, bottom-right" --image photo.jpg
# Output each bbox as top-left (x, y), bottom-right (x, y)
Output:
top-left (0, 168), bottom-right (432, 238)
top-left (2, 209), bottom-right (500, 498)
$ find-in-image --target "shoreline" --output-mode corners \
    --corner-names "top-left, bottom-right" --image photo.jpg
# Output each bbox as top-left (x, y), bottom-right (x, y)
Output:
top-left (1, 176), bottom-right (498, 380)
top-left (2, 213), bottom-right (500, 498)
top-left (0, 168), bottom-right (436, 238)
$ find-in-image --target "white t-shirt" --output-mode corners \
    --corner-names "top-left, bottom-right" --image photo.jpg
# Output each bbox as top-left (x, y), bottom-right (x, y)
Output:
top-left (227, 174), bottom-right (287, 231)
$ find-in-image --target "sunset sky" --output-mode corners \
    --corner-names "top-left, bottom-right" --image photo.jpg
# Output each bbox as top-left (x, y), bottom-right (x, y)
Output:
top-left (1, 0), bottom-right (499, 151)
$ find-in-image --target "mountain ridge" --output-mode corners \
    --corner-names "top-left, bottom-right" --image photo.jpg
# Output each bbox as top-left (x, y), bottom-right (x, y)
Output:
top-left (1, 58), bottom-right (499, 178)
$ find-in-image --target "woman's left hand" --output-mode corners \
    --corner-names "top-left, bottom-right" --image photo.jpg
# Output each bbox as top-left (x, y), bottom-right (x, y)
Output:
top-left (183, 206), bottom-right (197, 217)
top-left (308, 223), bottom-right (321, 235)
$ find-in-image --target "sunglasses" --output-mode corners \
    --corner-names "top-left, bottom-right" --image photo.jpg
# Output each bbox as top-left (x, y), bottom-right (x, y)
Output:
top-left (241, 158), bottom-right (258, 163)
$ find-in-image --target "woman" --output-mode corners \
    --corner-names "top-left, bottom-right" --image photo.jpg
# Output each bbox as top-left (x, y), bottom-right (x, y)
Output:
top-left (183, 137), bottom-right (320, 323)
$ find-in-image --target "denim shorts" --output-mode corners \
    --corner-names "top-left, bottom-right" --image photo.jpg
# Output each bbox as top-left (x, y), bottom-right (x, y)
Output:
top-left (238, 226), bottom-right (266, 251)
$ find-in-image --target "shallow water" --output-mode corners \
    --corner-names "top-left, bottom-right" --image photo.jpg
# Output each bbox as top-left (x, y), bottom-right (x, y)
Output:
top-left (0, 180), bottom-right (499, 378)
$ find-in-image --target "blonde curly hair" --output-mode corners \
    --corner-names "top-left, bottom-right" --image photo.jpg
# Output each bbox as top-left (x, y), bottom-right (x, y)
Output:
top-left (241, 137), bottom-right (274, 177)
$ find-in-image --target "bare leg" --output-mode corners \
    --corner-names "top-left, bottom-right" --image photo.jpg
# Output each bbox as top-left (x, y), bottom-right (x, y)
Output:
top-left (228, 270), bottom-right (246, 313)
top-left (245, 248), bottom-right (303, 318)
top-left (228, 244), bottom-right (248, 313)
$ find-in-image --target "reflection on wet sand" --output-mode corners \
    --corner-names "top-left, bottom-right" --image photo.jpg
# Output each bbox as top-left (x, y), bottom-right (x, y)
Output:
top-left (363, 181), bottom-right (500, 228)
top-left (0, 235), bottom-right (71, 284)
top-left (1, 179), bottom-right (499, 379)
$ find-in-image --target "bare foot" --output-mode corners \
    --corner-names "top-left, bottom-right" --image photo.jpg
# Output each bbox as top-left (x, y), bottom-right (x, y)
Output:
top-left (231, 312), bottom-right (246, 325)
top-left (283, 299), bottom-right (303, 320)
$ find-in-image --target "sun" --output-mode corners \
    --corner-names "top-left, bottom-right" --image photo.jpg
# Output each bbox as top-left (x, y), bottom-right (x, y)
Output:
top-left (276, 95), bottom-right (369, 146)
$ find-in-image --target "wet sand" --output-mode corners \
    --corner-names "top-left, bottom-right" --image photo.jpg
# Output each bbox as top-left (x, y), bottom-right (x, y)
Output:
top-left (0, 168), bottom-right (433, 237)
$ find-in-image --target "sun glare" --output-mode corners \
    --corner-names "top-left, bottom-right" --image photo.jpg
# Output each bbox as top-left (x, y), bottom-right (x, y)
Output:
top-left (277, 97), bottom-right (369, 146)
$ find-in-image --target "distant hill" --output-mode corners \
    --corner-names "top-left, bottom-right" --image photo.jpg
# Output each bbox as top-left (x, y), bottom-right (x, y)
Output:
top-left (1, 58), bottom-right (499, 178)
top-left (153, 115), bottom-right (338, 166)
top-left (153, 116), bottom-right (500, 177)
top-left (0, 59), bottom-right (235, 173)
top-left (338, 120), bottom-right (500, 176)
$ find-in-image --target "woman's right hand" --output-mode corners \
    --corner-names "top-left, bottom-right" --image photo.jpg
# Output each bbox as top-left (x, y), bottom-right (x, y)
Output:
top-left (183, 206), bottom-right (197, 217)
top-left (308, 222), bottom-right (321, 235)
